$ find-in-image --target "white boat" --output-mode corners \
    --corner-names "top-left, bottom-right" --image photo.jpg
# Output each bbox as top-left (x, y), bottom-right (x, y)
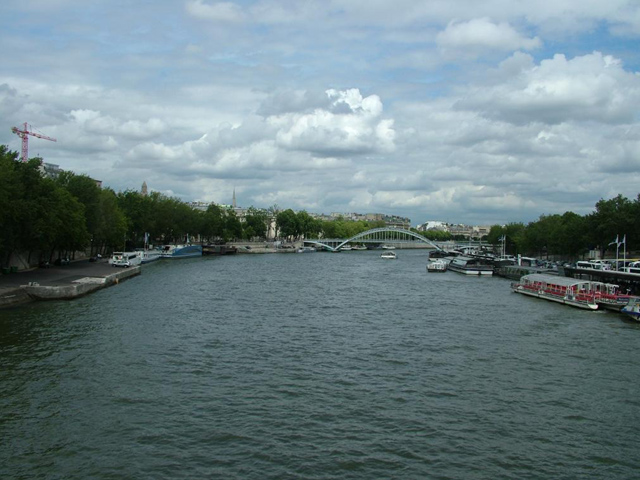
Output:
top-left (137, 249), bottom-right (162, 264)
top-left (448, 256), bottom-right (493, 276)
top-left (160, 244), bottom-right (203, 259)
top-left (590, 282), bottom-right (632, 311)
top-left (339, 245), bottom-right (352, 251)
top-left (296, 246), bottom-right (316, 253)
top-left (427, 259), bottom-right (447, 272)
top-left (351, 244), bottom-right (367, 251)
top-left (109, 251), bottom-right (142, 268)
top-left (621, 297), bottom-right (640, 321)
top-left (381, 245), bottom-right (396, 250)
top-left (511, 274), bottom-right (598, 310)
top-left (381, 251), bottom-right (397, 259)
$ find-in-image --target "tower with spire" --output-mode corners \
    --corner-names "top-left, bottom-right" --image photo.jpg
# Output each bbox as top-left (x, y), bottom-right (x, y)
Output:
top-left (141, 181), bottom-right (148, 196)
top-left (232, 188), bottom-right (237, 208)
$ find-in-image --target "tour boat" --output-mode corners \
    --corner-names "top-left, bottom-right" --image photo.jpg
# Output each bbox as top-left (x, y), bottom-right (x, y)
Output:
top-left (511, 274), bottom-right (598, 310)
top-left (621, 297), bottom-right (640, 321)
top-left (590, 282), bottom-right (632, 311)
top-left (448, 256), bottom-right (493, 276)
top-left (109, 251), bottom-right (142, 268)
top-left (160, 244), bottom-right (203, 259)
top-left (380, 251), bottom-right (397, 259)
top-left (427, 259), bottom-right (447, 272)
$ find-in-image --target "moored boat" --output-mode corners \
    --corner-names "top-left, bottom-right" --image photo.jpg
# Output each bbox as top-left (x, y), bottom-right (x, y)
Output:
top-left (160, 244), bottom-right (203, 259)
top-left (202, 244), bottom-right (238, 255)
top-left (427, 259), bottom-right (447, 272)
top-left (511, 273), bottom-right (598, 310)
top-left (296, 246), bottom-right (316, 253)
top-left (380, 251), bottom-right (397, 259)
top-left (590, 282), bottom-right (632, 311)
top-left (109, 251), bottom-right (142, 268)
top-left (448, 256), bottom-right (493, 276)
top-left (621, 297), bottom-right (640, 321)
top-left (137, 249), bottom-right (162, 264)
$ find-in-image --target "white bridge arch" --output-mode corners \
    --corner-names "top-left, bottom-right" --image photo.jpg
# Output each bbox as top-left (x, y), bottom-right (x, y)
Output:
top-left (303, 227), bottom-right (444, 252)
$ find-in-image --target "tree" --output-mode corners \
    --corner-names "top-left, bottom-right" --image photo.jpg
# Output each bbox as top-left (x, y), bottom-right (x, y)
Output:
top-left (95, 188), bottom-right (127, 253)
top-left (244, 207), bottom-right (269, 239)
top-left (224, 210), bottom-right (243, 241)
top-left (57, 172), bottom-right (102, 253)
top-left (587, 194), bottom-right (635, 256)
top-left (276, 209), bottom-right (299, 238)
top-left (202, 203), bottom-right (225, 241)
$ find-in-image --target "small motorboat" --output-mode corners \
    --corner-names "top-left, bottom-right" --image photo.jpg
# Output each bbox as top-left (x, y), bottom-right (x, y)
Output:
top-left (380, 251), bottom-right (397, 259)
top-left (621, 297), bottom-right (640, 321)
top-left (427, 259), bottom-right (447, 272)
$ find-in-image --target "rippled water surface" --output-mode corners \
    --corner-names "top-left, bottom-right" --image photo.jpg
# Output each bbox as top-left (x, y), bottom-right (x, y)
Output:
top-left (2, 250), bottom-right (639, 479)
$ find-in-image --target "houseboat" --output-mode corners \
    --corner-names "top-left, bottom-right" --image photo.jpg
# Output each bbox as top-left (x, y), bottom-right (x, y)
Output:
top-left (511, 274), bottom-right (598, 310)
top-left (448, 256), bottom-right (493, 276)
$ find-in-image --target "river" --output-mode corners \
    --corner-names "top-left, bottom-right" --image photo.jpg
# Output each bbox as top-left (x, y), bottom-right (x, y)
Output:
top-left (1, 250), bottom-right (639, 479)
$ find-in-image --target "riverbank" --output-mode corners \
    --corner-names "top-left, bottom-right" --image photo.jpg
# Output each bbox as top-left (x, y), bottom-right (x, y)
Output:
top-left (0, 259), bottom-right (140, 308)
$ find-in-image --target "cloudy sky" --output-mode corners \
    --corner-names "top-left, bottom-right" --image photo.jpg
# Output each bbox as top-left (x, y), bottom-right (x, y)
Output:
top-left (2, 1), bottom-right (640, 226)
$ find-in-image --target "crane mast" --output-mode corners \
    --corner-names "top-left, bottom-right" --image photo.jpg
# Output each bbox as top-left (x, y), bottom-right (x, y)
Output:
top-left (11, 122), bottom-right (57, 162)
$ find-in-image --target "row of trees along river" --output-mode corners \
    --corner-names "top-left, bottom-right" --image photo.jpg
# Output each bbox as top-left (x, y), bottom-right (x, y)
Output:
top-left (1, 145), bottom-right (639, 267)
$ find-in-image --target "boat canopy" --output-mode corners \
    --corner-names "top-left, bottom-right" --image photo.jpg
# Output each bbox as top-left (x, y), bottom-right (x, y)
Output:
top-left (521, 274), bottom-right (589, 288)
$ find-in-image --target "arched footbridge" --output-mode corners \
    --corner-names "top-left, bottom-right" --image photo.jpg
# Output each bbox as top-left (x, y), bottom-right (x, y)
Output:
top-left (302, 227), bottom-right (445, 252)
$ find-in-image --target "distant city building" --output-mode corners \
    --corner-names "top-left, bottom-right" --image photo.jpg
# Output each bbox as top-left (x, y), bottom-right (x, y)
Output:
top-left (418, 222), bottom-right (490, 239)
top-left (39, 162), bottom-right (64, 179)
top-left (320, 212), bottom-right (410, 228)
top-left (38, 161), bottom-right (102, 188)
top-left (141, 181), bottom-right (148, 196)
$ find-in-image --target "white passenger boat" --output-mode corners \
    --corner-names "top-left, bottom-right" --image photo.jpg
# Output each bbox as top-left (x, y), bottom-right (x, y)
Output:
top-left (511, 274), bottom-right (598, 310)
top-left (380, 251), bottom-right (397, 259)
top-left (427, 259), bottom-right (447, 272)
top-left (296, 246), bottom-right (316, 253)
top-left (621, 297), bottom-right (640, 321)
top-left (381, 245), bottom-right (396, 250)
top-left (590, 282), bottom-right (632, 311)
top-left (448, 256), bottom-right (493, 276)
top-left (109, 251), bottom-right (142, 268)
top-left (137, 249), bottom-right (162, 264)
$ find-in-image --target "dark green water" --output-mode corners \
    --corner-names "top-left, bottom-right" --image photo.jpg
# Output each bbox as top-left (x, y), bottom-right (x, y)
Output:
top-left (1, 250), bottom-right (639, 479)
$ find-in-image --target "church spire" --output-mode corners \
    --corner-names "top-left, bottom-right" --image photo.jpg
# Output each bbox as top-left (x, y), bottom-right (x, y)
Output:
top-left (232, 187), bottom-right (237, 208)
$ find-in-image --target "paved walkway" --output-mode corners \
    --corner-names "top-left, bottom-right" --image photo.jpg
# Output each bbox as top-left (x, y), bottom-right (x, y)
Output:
top-left (0, 259), bottom-right (117, 288)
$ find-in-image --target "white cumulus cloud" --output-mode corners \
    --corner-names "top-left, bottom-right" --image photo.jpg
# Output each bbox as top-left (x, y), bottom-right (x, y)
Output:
top-left (437, 17), bottom-right (542, 57)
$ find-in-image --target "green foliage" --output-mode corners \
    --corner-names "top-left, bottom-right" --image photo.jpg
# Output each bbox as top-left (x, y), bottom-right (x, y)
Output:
top-left (276, 209), bottom-right (299, 238)
top-left (244, 207), bottom-right (269, 239)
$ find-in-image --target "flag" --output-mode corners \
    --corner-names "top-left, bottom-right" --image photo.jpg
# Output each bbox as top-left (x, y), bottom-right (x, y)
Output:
top-left (620, 234), bottom-right (626, 246)
top-left (609, 235), bottom-right (619, 246)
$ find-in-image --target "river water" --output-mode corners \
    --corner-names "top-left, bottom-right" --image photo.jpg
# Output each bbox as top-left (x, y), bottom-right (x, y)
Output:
top-left (1, 250), bottom-right (639, 479)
